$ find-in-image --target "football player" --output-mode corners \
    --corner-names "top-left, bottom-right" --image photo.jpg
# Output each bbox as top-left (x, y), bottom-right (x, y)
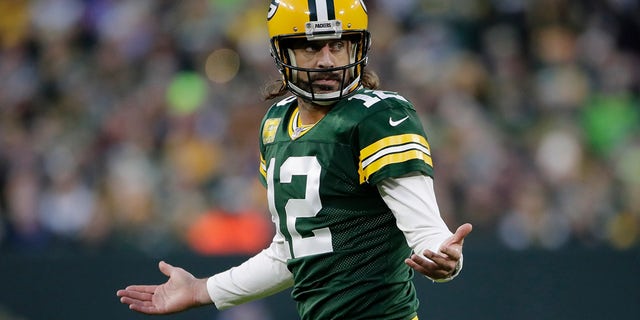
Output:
top-left (117, 1), bottom-right (472, 319)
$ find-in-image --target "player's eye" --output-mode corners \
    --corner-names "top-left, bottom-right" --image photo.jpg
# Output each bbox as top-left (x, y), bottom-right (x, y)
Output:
top-left (328, 40), bottom-right (346, 52)
top-left (299, 41), bottom-right (347, 53)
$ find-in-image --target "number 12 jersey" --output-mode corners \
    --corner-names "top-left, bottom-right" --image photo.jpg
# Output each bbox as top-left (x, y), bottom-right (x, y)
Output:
top-left (258, 88), bottom-right (434, 320)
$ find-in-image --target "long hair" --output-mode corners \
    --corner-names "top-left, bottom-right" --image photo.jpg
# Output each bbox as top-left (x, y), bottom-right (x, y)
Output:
top-left (261, 69), bottom-right (380, 101)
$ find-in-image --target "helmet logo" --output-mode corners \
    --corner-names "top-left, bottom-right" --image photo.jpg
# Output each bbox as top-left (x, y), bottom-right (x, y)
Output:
top-left (305, 19), bottom-right (342, 40)
top-left (267, 0), bottom-right (279, 21)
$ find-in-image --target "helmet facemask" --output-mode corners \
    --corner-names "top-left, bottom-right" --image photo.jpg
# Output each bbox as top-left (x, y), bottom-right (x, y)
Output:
top-left (270, 28), bottom-right (371, 104)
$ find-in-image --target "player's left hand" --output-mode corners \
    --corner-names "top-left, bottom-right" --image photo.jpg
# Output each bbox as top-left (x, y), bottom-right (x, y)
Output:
top-left (405, 223), bottom-right (472, 280)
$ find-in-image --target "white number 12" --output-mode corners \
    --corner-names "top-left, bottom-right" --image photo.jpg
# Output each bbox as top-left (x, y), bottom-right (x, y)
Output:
top-left (266, 156), bottom-right (333, 258)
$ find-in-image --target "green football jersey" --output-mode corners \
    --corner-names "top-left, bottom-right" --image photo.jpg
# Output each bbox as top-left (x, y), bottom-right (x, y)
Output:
top-left (258, 88), bottom-right (434, 320)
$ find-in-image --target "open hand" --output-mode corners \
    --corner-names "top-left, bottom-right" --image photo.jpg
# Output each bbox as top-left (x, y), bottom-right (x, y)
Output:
top-left (116, 261), bottom-right (211, 314)
top-left (405, 223), bottom-right (472, 280)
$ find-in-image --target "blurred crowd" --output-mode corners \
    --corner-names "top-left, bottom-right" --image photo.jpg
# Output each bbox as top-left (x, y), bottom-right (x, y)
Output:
top-left (0, 0), bottom-right (638, 256)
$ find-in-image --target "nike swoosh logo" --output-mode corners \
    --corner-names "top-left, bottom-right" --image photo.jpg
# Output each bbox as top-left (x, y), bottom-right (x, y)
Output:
top-left (389, 116), bottom-right (409, 127)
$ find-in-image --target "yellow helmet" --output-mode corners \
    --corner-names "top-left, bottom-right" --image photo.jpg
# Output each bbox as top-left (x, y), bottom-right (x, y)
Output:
top-left (267, 0), bottom-right (371, 102)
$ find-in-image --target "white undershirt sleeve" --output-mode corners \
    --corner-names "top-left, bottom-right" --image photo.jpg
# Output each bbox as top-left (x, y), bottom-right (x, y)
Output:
top-left (206, 240), bottom-right (294, 310)
top-left (377, 173), bottom-right (462, 282)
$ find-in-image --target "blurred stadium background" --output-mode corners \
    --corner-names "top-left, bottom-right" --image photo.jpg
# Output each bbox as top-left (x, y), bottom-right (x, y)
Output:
top-left (0, 0), bottom-right (638, 319)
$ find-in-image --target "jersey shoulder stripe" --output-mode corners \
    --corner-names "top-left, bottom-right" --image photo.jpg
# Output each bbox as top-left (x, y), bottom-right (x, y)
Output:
top-left (344, 90), bottom-right (433, 184)
top-left (358, 133), bottom-right (432, 183)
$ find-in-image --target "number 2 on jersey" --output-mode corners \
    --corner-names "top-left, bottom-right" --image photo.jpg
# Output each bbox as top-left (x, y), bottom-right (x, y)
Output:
top-left (266, 156), bottom-right (333, 258)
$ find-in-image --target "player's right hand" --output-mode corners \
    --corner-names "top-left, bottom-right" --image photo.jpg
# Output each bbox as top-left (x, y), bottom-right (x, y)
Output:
top-left (116, 261), bottom-right (211, 314)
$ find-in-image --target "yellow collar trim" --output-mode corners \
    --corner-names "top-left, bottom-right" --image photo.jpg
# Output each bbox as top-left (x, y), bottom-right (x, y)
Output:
top-left (288, 107), bottom-right (316, 139)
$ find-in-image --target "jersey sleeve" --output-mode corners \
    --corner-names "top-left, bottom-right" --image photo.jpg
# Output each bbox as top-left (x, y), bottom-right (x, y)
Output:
top-left (355, 94), bottom-right (434, 185)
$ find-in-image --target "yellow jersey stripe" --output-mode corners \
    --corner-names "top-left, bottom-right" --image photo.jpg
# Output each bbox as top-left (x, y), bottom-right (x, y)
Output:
top-left (259, 153), bottom-right (267, 179)
top-left (359, 149), bottom-right (433, 183)
top-left (361, 142), bottom-right (430, 168)
top-left (358, 134), bottom-right (432, 183)
top-left (360, 134), bottom-right (429, 161)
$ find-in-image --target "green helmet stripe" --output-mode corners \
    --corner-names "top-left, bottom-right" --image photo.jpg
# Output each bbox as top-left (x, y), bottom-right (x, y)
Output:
top-left (308, 0), bottom-right (336, 21)
top-left (307, 0), bottom-right (318, 21)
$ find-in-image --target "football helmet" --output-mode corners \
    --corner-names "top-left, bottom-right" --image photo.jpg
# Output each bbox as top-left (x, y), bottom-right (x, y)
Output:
top-left (267, 0), bottom-right (371, 103)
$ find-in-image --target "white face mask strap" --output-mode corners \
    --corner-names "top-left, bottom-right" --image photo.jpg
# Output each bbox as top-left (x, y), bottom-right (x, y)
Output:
top-left (349, 42), bottom-right (358, 78)
top-left (350, 43), bottom-right (357, 64)
top-left (287, 48), bottom-right (298, 82)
